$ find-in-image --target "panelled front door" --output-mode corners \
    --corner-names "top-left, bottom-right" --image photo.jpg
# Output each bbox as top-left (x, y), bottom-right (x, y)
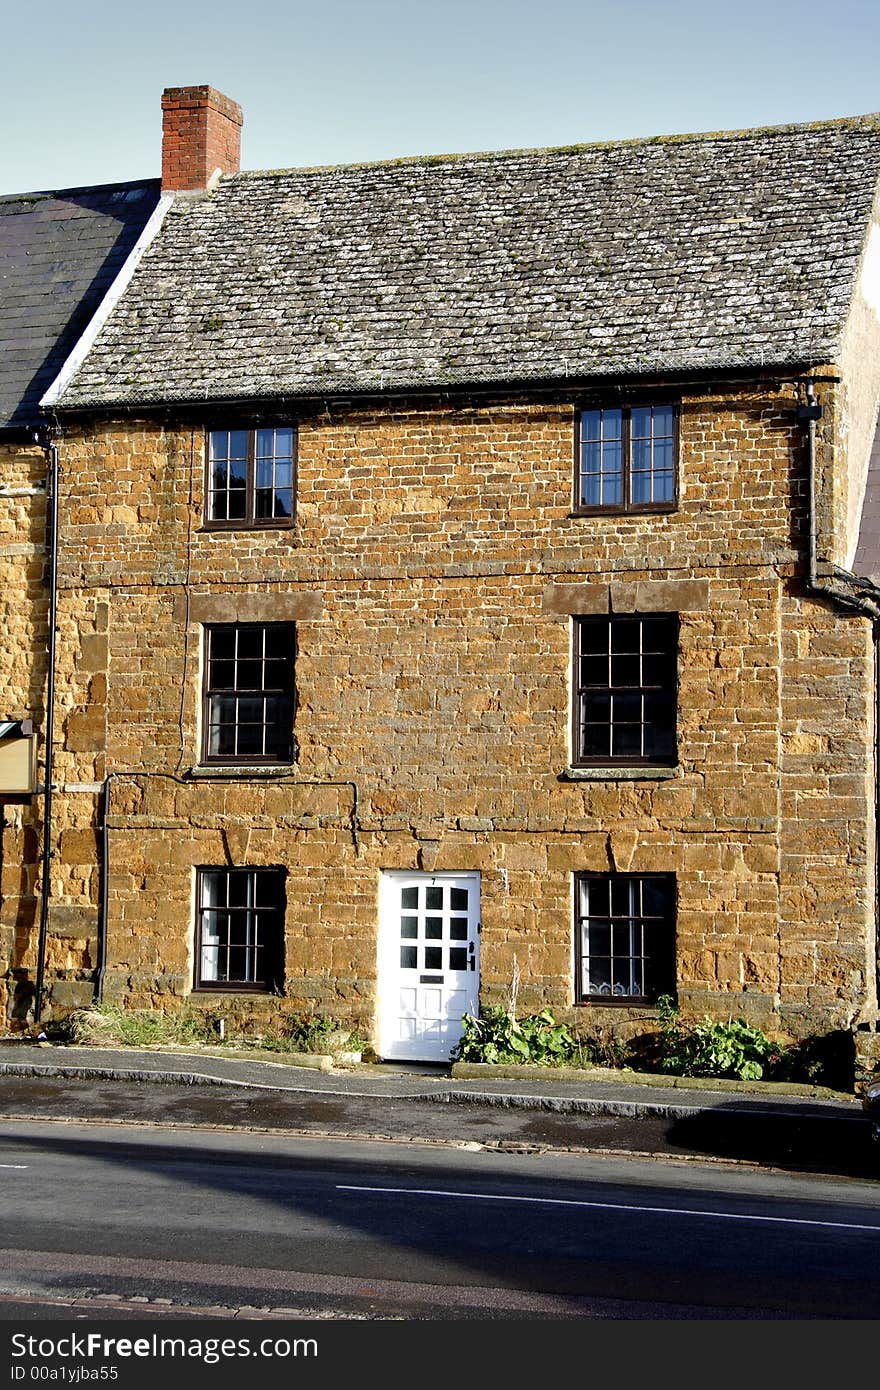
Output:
top-left (378, 872), bottom-right (480, 1063)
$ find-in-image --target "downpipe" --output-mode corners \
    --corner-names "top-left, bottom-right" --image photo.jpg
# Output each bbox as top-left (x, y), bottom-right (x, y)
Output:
top-left (33, 435), bottom-right (59, 1024)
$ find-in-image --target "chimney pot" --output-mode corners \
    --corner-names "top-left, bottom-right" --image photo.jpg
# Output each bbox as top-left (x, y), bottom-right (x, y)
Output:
top-left (161, 85), bottom-right (243, 193)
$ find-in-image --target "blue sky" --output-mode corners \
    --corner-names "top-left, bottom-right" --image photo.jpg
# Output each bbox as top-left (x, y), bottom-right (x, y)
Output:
top-left (4, 0), bottom-right (880, 192)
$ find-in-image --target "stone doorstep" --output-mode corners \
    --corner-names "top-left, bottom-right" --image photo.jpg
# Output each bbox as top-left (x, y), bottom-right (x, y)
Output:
top-left (449, 1061), bottom-right (860, 1104)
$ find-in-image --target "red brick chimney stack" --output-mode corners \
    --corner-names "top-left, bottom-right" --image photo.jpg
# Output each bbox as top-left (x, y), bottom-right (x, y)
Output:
top-left (161, 86), bottom-right (243, 192)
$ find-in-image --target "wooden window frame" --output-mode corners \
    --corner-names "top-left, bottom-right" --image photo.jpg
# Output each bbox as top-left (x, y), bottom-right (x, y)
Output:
top-left (195, 865), bottom-right (286, 992)
top-left (574, 872), bottom-right (676, 1006)
top-left (572, 613), bottom-right (678, 768)
top-left (573, 403), bottom-right (679, 516)
top-left (204, 425), bottom-right (297, 530)
top-left (202, 622), bottom-right (296, 766)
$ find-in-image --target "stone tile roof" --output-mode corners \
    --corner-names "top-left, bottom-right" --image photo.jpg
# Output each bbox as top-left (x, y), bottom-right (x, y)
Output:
top-left (0, 180), bottom-right (160, 429)
top-left (55, 116), bottom-right (880, 410)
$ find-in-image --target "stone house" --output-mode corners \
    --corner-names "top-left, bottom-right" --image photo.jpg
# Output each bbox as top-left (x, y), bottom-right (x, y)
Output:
top-left (4, 86), bottom-right (880, 1068)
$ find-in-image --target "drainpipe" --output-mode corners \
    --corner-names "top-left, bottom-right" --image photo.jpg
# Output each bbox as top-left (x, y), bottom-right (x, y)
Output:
top-left (95, 776), bottom-right (111, 1003)
top-left (33, 434), bottom-right (59, 1024)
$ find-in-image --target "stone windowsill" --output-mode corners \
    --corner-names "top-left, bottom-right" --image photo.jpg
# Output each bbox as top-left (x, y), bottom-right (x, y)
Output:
top-left (187, 765), bottom-right (297, 779)
top-left (560, 765), bottom-right (678, 781)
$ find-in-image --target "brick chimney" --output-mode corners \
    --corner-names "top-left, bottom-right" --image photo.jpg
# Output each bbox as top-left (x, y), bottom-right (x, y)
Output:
top-left (161, 86), bottom-right (243, 193)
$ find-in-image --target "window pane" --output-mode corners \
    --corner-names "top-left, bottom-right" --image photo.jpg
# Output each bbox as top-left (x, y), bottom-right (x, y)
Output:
top-left (579, 621), bottom-right (608, 656)
top-left (587, 920), bottom-right (611, 956)
top-left (255, 488), bottom-right (274, 519)
top-left (228, 454), bottom-right (247, 485)
top-left (273, 489), bottom-right (293, 518)
top-left (580, 473), bottom-right (601, 508)
top-left (227, 491), bottom-right (247, 520)
top-left (581, 877), bottom-right (609, 916)
top-left (255, 428), bottom-right (277, 457)
top-left (228, 430), bottom-right (249, 462)
top-left (201, 873), bottom-right (226, 909)
top-left (581, 410), bottom-right (601, 442)
top-left (611, 619), bottom-right (640, 654)
top-left (580, 690), bottom-right (611, 723)
top-left (274, 427), bottom-right (295, 457)
top-left (209, 490), bottom-right (228, 521)
top-left (653, 406), bottom-right (674, 437)
top-left (653, 471), bottom-right (674, 503)
top-left (611, 878), bottom-right (636, 916)
top-left (580, 439), bottom-right (600, 474)
top-left (601, 474), bottom-right (622, 507)
top-left (630, 470), bottom-right (652, 505)
top-left (584, 958), bottom-right (612, 996)
top-left (611, 722), bottom-right (642, 757)
top-left (601, 409), bottom-right (623, 440)
top-left (209, 659), bottom-right (236, 691)
top-left (236, 628), bottom-right (263, 660)
top-left (210, 432), bottom-right (229, 462)
top-left (610, 653), bottom-right (640, 687)
top-left (642, 878), bottom-right (673, 917)
top-left (630, 406), bottom-right (652, 439)
top-left (256, 459), bottom-right (273, 490)
top-left (641, 652), bottom-right (674, 687)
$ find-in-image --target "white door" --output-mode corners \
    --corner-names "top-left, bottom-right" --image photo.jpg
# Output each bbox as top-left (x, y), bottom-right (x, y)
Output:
top-left (378, 871), bottom-right (480, 1063)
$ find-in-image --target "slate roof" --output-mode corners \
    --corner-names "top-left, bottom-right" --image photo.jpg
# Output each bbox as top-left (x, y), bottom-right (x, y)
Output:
top-left (53, 115), bottom-right (880, 411)
top-left (0, 180), bottom-right (160, 429)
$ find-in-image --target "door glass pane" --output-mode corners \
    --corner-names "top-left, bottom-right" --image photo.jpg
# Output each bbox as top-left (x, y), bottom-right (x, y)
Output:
top-left (426, 887), bottom-right (443, 910)
top-left (425, 917), bottom-right (442, 939)
top-left (450, 888), bottom-right (468, 911)
top-left (400, 917), bottom-right (418, 939)
top-left (449, 947), bottom-right (468, 970)
top-left (424, 946), bottom-right (442, 969)
top-left (402, 887), bottom-right (418, 909)
top-left (400, 946), bottom-right (417, 969)
top-left (450, 917), bottom-right (468, 940)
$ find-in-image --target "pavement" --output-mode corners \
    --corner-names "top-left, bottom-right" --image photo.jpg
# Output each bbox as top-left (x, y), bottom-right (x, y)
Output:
top-left (0, 1039), bottom-right (876, 1178)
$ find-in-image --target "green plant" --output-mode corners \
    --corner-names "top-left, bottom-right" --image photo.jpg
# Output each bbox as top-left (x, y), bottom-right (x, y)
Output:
top-left (654, 995), bottom-right (779, 1081)
top-left (451, 1005), bottom-right (579, 1066)
top-left (68, 1003), bottom-right (219, 1048)
top-left (283, 1013), bottom-right (340, 1052)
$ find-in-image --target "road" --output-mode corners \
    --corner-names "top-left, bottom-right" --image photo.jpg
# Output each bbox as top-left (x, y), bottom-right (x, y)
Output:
top-left (0, 1120), bottom-right (879, 1320)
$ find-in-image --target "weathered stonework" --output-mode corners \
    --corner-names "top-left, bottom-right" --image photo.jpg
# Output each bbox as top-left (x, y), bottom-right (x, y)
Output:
top-left (2, 380), bottom-right (876, 1049)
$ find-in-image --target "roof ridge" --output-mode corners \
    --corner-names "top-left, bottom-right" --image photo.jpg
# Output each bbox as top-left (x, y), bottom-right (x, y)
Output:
top-left (0, 177), bottom-right (161, 205)
top-left (226, 111), bottom-right (880, 182)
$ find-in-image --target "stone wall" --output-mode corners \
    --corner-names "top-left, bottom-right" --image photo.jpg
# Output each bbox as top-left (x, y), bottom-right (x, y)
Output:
top-left (3, 381), bottom-right (877, 1044)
